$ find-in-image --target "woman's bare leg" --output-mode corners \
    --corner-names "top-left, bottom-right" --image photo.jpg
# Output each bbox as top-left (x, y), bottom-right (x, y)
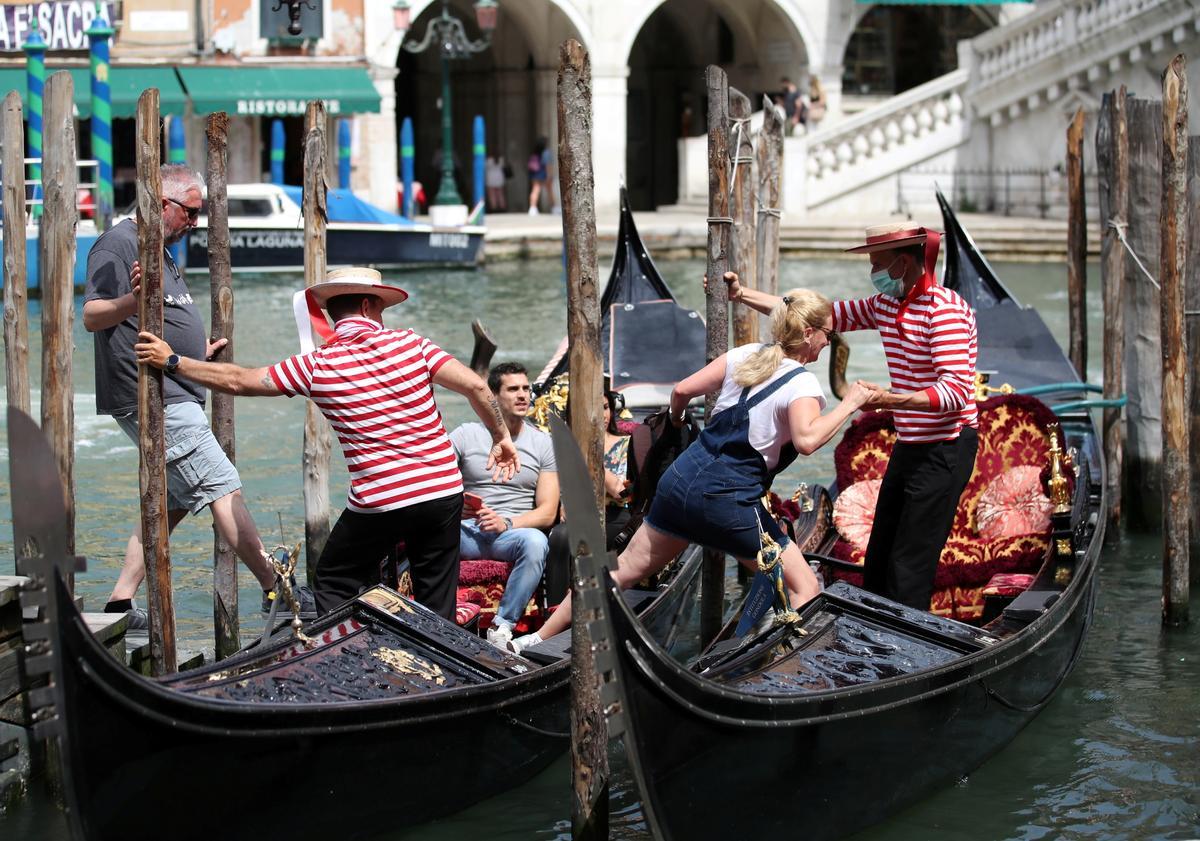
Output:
top-left (730, 542), bottom-right (821, 610)
top-left (535, 522), bottom-right (689, 641)
top-left (779, 542), bottom-right (821, 607)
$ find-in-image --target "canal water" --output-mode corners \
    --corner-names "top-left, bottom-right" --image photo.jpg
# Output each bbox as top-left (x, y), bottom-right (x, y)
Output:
top-left (0, 255), bottom-right (1196, 839)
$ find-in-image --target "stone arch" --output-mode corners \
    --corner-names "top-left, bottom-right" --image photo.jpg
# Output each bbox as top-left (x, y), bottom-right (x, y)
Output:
top-left (839, 3), bottom-right (992, 101)
top-left (618, 0), bottom-right (818, 75)
top-left (394, 0), bottom-right (587, 213)
top-left (621, 0), bottom-right (815, 210)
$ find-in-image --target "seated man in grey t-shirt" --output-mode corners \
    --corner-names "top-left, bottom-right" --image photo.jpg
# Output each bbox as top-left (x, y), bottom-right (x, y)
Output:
top-left (450, 363), bottom-right (559, 650)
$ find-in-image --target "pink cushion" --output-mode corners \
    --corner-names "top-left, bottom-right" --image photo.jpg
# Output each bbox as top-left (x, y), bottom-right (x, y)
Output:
top-left (832, 479), bottom-right (881, 551)
top-left (975, 466), bottom-right (1052, 542)
top-left (981, 573), bottom-right (1036, 597)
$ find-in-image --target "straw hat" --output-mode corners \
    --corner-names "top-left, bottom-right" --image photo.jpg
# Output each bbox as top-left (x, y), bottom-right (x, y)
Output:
top-left (305, 267), bottom-right (408, 310)
top-left (844, 222), bottom-right (938, 254)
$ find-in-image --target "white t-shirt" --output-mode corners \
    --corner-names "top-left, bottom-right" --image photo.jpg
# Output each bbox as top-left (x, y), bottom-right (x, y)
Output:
top-left (710, 343), bottom-right (827, 471)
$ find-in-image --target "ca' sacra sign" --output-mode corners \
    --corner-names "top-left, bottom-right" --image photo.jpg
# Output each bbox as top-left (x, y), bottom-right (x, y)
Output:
top-left (0, 2), bottom-right (116, 51)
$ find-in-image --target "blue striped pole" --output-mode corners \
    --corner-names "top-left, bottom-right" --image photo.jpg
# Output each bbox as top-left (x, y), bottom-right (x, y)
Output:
top-left (24, 30), bottom-right (46, 218)
top-left (168, 115), bottom-right (186, 164)
top-left (87, 18), bottom-right (114, 231)
top-left (167, 116), bottom-right (187, 265)
top-left (337, 119), bottom-right (351, 189)
top-left (270, 119), bottom-right (285, 184)
top-left (400, 116), bottom-right (415, 219)
top-left (472, 115), bottom-right (485, 212)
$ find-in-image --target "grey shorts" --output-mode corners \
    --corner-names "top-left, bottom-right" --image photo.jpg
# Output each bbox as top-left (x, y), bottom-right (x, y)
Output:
top-left (114, 401), bottom-right (242, 515)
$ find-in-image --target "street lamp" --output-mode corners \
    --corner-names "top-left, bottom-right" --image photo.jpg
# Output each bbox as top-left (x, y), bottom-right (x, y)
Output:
top-left (394, 0), bottom-right (497, 218)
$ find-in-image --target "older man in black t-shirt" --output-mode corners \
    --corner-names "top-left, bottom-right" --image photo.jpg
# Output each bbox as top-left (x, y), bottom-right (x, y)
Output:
top-left (82, 164), bottom-right (304, 628)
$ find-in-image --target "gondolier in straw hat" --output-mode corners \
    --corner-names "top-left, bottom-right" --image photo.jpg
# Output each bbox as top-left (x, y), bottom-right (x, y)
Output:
top-left (134, 267), bottom-right (520, 622)
top-left (722, 221), bottom-right (979, 612)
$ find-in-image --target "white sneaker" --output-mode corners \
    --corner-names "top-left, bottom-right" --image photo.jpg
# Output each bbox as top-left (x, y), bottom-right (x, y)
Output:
top-left (527, 206), bottom-right (539, 216)
top-left (486, 622), bottom-right (514, 649)
top-left (511, 632), bottom-right (543, 655)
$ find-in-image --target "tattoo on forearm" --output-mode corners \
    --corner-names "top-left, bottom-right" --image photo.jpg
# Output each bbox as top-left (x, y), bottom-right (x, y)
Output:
top-left (488, 397), bottom-right (504, 432)
top-left (260, 373), bottom-right (274, 389)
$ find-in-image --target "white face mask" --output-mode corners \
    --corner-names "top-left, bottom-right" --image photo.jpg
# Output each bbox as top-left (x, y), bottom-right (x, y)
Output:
top-left (870, 256), bottom-right (904, 297)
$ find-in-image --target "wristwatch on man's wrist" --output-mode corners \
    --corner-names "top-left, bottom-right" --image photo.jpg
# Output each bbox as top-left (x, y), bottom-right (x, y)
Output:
top-left (164, 353), bottom-right (181, 374)
top-left (502, 516), bottom-right (513, 531)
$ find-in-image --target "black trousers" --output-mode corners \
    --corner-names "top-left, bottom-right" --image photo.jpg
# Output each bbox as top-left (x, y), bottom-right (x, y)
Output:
top-left (863, 427), bottom-right (978, 611)
top-left (313, 493), bottom-right (463, 621)
top-left (543, 507), bottom-right (632, 605)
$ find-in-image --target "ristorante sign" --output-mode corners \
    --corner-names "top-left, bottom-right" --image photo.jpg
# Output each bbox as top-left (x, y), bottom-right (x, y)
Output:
top-left (0, 1), bottom-right (116, 51)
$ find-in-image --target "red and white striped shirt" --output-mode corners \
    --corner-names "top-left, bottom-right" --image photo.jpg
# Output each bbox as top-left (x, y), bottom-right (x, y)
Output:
top-left (269, 317), bottom-right (463, 512)
top-left (833, 286), bottom-right (978, 443)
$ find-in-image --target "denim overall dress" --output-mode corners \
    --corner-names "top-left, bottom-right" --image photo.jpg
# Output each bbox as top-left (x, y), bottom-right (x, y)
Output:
top-left (645, 367), bottom-right (806, 559)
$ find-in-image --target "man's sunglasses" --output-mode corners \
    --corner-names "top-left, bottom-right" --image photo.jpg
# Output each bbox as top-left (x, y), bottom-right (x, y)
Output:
top-left (165, 197), bottom-right (202, 221)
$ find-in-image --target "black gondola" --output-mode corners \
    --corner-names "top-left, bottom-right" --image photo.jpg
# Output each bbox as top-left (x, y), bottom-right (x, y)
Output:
top-left (568, 191), bottom-right (1105, 840)
top-left (536, 187), bottom-right (707, 411)
top-left (11, 190), bottom-right (708, 841)
top-left (10, 405), bottom-right (703, 841)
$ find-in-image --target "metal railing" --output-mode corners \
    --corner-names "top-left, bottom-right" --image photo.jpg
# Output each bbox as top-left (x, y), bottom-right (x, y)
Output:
top-left (896, 165), bottom-right (1099, 219)
top-left (0, 156), bottom-right (100, 221)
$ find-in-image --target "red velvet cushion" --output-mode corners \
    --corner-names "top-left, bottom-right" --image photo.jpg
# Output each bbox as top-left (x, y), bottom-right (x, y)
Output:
top-left (458, 559), bottom-right (514, 587)
top-left (976, 466), bottom-right (1052, 542)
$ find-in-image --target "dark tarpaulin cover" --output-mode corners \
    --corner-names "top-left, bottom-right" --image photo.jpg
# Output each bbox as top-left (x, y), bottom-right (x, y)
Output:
top-left (609, 301), bottom-right (707, 391)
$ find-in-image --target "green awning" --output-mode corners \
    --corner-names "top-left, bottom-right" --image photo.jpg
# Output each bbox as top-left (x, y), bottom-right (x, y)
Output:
top-left (0, 66), bottom-right (186, 118)
top-left (108, 67), bottom-right (188, 118)
top-left (176, 66), bottom-right (381, 117)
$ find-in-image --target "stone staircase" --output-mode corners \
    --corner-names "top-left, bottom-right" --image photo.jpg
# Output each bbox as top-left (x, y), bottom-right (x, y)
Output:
top-left (670, 0), bottom-right (1199, 218)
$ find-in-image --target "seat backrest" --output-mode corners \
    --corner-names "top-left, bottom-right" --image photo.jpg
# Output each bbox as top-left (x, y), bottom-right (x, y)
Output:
top-left (833, 394), bottom-right (1066, 539)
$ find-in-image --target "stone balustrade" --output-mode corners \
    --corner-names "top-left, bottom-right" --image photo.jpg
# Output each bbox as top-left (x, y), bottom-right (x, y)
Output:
top-left (967, 0), bottom-right (1196, 120)
top-left (802, 70), bottom-right (969, 209)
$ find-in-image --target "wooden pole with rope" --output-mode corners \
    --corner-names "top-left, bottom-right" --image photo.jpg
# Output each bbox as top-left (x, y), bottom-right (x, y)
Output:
top-left (1159, 55), bottom-right (1189, 626)
top-left (755, 95), bottom-right (785, 342)
top-left (1097, 88), bottom-right (1128, 536)
top-left (1066, 107), bottom-right (1088, 379)
top-left (302, 100), bottom-right (333, 586)
top-left (558, 38), bottom-right (609, 841)
top-left (729, 86), bottom-right (756, 347)
top-left (135, 88), bottom-right (176, 674)
top-left (40, 71), bottom-right (77, 594)
top-left (701, 65), bottom-right (732, 647)
top-left (206, 111), bottom-right (240, 659)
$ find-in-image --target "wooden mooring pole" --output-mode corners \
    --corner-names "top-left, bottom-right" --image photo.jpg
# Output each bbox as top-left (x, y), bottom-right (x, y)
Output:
top-left (1097, 88), bottom-right (1128, 535)
top-left (1159, 55), bottom-right (1189, 626)
top-left (1066, 107), bottom-right (1087, 379)
top-left (2, 92), bottom-right (30, 425)
top-left (206, 111), bottom-right (240, 659)
top-left (1188, 134), bottom-right (1200, 582)
top-left (1123, 96), bottom-right (1163, 532)
top-left (302, 100), bottom-right (332, 585)
top-left (135, 88), bottom-right (176, 675)
top-left (701, 65), bottom-right (732, 647)
top-left (558, 39), bottom-right (608, 841)
top-left (755, 95), bottom-right (784, 311)
top-left (729, 87), bottom-right (756, 348)
top-left (41, 71), bottom-right (77, 592)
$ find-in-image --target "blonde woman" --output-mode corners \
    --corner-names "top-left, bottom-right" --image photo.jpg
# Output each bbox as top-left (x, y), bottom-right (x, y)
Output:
top-left (514, 284), bottom-right (873, 652)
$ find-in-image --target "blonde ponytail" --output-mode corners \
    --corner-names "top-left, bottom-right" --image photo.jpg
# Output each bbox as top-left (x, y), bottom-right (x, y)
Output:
top-left (732, 288), bottom-right (832, 387)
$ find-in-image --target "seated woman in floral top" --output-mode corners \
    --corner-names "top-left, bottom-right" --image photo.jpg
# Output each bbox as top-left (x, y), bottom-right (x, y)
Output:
top-left (603, 391), bottom-right (632, 537)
